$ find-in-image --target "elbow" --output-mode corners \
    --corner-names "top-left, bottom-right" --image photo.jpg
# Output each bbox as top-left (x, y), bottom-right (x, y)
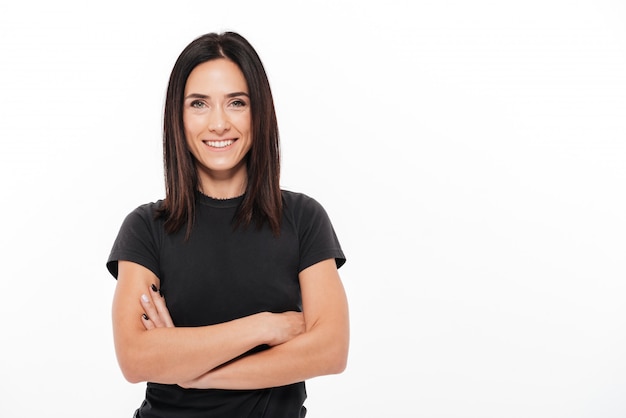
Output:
top-left (116, 347), bottom-right (150, 384)
top-left (117, 356), bottom-right (146, 384)
top-left (121, 362), bottom-right (146, 384)
top-left (327, 359), bottom-right (347, 375)
top-left (122, 370), bottom-right (144, 384)
top-left (116, 342), bottom-right (180, 385)
top-left (331, 350), bottom-right (349, 375)
top-left (321, 324), bottom-right (349, 375)
top-left (325, 339), bottom-right (349, 375)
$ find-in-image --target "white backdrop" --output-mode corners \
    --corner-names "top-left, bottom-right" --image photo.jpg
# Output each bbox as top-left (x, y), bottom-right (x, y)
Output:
top-left (1, 1), bottom-right (625, 417)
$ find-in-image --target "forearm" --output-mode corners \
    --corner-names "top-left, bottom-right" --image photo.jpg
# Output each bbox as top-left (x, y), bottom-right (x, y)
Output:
top-left (184, 319), bottom-right (349, 390)
top-left (115, 313), bottom-right (270, 384)
top-left (184, 259), bottom-right (351, 390)
top-left (113, 261), bottom-right (299, 384)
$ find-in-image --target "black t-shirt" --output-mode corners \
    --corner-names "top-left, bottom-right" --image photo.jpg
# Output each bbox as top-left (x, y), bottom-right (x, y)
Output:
top-left (107, 190), bottom-right (345, 418)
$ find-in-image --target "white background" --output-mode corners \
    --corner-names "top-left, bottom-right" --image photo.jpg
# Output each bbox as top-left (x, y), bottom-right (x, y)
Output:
top-left (1, 1), bottom-right (625, 417)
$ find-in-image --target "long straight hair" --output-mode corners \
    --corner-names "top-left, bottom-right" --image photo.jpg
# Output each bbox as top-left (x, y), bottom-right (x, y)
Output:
top-left (158, 32), bottom-right (282, 238)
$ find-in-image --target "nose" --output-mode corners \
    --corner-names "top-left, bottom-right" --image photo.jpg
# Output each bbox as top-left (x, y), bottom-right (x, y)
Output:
top-left (208, 107), bottom-right (229, 134)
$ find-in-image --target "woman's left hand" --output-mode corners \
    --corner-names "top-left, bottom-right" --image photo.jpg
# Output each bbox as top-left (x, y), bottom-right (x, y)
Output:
top-left (177, 375), bottom-right (209, 389)
top-left (140, 284), bottom-right (175, 330)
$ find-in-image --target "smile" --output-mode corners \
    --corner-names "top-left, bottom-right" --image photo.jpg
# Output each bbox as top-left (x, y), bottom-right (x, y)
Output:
top-left (203, 139), bottom-right (235, 148)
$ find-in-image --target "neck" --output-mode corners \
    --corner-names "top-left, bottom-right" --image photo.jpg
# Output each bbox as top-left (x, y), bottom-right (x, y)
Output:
top-left (196, 163), bottom-right (248, 200)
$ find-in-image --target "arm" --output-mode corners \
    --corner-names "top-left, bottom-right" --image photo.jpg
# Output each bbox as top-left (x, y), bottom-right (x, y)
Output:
top-left (112, 260), bottom-right (304, 384)
top-left (180, 258), bottom-right (350, 389)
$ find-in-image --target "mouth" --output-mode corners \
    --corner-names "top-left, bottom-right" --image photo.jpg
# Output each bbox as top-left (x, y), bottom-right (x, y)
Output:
top-left (203, 139), bottom-right (236, 149)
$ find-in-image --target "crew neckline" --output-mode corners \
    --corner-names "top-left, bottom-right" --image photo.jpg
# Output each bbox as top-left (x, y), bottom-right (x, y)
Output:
top-left (196, 190), bottom-right (245, 208)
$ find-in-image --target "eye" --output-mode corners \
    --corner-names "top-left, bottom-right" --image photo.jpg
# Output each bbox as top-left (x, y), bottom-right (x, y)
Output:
top-left (230, 99), bottom-right (247, 108)
top-left (190, 100), bottom-right (206, 109)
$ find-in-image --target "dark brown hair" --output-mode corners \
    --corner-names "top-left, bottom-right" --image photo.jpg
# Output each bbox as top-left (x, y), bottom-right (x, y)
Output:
top-left (158, 32), bottom-right (282, 238)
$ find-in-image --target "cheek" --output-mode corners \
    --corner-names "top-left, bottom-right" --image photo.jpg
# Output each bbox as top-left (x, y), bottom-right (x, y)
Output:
top-left (233, 114), bottom-right (252, 137)
top-left (183, 113), bottom-right (205, 136)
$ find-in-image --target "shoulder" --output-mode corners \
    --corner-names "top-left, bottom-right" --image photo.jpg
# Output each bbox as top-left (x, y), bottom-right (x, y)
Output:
top-left (107, 199), bottom-right (165, 279)
top-left (281, 189), bottom-right (334, 229)
top-left (117, 200), bottom-right (166, 233)
top-left (282, 189), bottom-right (325, 213)
top-left (281, 189), bottom-right (346, 269)
top-left (125, 200), bottom-right (164, 220)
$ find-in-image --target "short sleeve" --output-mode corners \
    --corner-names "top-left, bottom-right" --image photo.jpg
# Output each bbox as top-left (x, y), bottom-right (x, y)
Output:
top-left (285, 192), bottom-right (346, 272)
top-left (106, 203), bottom-right (162, 279)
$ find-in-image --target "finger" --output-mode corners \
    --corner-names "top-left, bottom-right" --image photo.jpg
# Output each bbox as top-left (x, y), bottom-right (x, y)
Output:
top-left (141, 313), bottom-right (155, 330)
top-left (150, 284), bottom-right (175, 328)
top-left (140, 292), bottom-right (165, 328)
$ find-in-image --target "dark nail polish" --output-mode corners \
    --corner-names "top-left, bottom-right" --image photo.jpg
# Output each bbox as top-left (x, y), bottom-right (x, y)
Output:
top-left (142, 313), bottom-right (149, 320)
top-left (151, 284), bottom-right (158, 292)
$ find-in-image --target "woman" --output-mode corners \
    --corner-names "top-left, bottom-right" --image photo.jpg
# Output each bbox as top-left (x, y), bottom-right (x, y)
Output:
top-left (106, 32), bottom-right (349, 417)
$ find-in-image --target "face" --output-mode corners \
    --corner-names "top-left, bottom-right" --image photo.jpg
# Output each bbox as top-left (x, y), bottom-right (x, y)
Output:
top-left (183, 58), bottom-right (252, 193)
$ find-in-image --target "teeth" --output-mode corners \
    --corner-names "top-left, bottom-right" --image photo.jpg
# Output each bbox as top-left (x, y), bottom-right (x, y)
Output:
top-left (205, 140), bottom-right (234, 148)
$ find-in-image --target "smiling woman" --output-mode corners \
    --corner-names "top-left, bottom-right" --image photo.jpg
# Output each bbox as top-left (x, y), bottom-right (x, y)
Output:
top-left (106, 32), bottom-right (349, 418)
top-left (183, 59), bottom-right (252, 197)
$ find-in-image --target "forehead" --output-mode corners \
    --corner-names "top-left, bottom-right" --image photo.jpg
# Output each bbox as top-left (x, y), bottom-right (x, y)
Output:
top-left (184, 58), bottom-right (248, 93)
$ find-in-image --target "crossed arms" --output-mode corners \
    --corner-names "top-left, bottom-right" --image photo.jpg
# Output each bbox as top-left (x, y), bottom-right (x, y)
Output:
top-left (111, 258), bottom-right (349, 390)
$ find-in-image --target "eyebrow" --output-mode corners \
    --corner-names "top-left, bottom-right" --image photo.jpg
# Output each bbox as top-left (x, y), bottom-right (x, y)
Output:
top-left (184, 92), bottom-right (250, 100)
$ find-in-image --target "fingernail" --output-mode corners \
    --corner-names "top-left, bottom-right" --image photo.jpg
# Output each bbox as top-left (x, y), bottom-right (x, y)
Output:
top-left (142, 313), bottom-right (149, 320)
top-left (141, 294), bottom-right (149, 303)
top-left (151, 284), bottom-right (158, 293)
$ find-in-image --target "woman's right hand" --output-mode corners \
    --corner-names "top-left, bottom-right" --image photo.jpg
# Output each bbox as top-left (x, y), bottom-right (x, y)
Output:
top-left (137, 287), bottom-right (304, 347)
top-left (115, 261), bottom-right (309, 385)
top-left (139, 284), bottom-right (175, 330)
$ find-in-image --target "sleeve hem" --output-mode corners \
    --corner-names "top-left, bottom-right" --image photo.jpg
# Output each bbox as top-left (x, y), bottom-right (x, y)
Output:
top-left (106, 252), bottom-right (161, 280)
top-left (299, 249), bottom-right (346, 273)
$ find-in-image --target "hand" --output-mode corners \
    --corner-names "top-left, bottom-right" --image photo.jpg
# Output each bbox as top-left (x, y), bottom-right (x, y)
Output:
top-left (140, 284), bottom-right (175, 330)
top-left (178, 375), bottom-right (207, 389)
top-left (266, 311), bottom-right (305, 346)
